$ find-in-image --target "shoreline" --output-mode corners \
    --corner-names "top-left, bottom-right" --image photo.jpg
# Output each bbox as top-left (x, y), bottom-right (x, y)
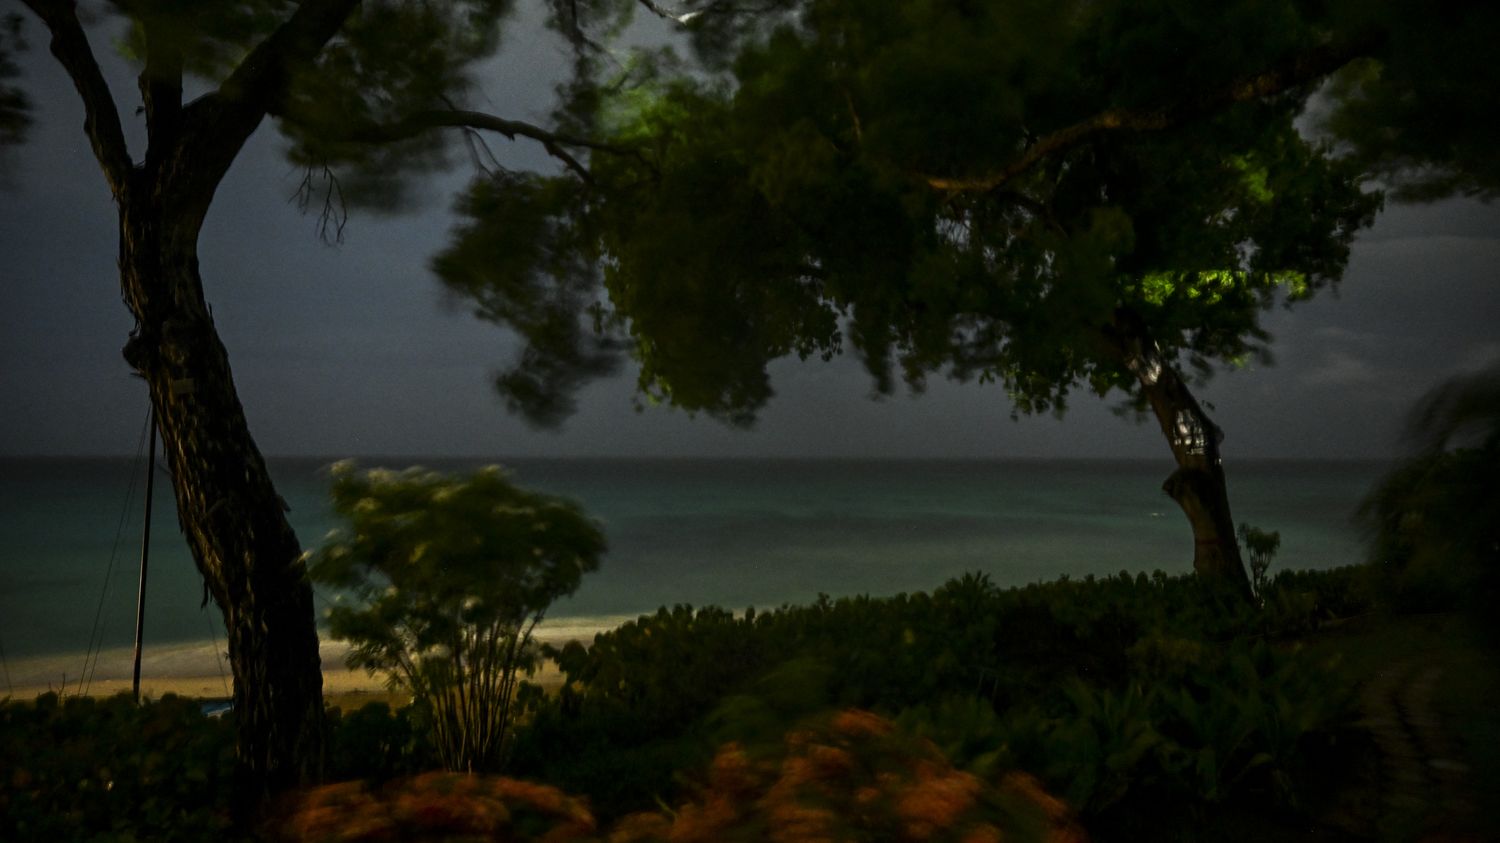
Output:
top-left (5, 624), bottom-right (597, 709)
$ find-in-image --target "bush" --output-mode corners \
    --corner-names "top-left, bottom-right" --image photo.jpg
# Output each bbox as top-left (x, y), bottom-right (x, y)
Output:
top-left (1237, 523), bottom-right (1281, 603)
top-left (0, 692), bottom-right (237, 842)
top-left (610, 709), bottom-right (1085, 843)
top-left (512, 568), bottom-right (1366, 823)
top-left (310, 463), bottom-right (605, 772)
top-left (325, 701), bottom-right (437, 783)
top-left (1358, 366), bottom-right (1500, 615)
top-left (275, 772), bottom-right (596, 842)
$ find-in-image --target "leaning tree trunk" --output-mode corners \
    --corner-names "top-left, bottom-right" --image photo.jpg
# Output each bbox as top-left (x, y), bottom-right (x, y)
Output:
top-left (1111, 314), bottom-right (1253, 600)
top-left (23, 0), bottom-right (363, 811)
top-left (119, 185), bottom-right (325, 805)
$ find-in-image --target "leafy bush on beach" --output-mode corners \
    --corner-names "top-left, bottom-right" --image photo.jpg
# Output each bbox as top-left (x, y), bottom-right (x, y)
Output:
top-left (310, 463), bottom-right (605, 773)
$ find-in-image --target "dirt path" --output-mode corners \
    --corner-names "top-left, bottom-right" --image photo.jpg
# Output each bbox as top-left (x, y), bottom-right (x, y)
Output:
top-left (1356, 657), bottom-right (1483, 841)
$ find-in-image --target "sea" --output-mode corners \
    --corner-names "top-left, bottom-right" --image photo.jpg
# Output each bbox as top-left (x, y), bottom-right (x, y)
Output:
top-left (0, 457), bottom-right (1387, 692)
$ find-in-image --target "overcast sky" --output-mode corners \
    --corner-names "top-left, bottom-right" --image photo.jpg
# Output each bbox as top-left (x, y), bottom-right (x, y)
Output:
top-left (2, 9), bottom-right (1497, 461)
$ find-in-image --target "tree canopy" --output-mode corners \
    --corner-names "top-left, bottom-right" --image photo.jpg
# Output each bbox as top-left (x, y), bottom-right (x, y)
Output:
top-left (438, 0), bottom-right (1382, 429)
top-left (1317, 0), bottom-right (1500, 202)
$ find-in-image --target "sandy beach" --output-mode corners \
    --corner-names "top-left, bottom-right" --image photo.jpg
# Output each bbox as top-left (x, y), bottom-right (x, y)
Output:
top-left (5, 626), bottom-right (588, 709)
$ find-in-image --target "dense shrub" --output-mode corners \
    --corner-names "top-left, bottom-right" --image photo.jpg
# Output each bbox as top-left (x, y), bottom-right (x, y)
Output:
top-left (511, 568), bottom-right (1368, 822)
top-left (611, 709), bottom-right (1085, 843)
top-left (280, 711), bottom-right (1083, 843)
top-left (2, 566), bottom-right (1375, 840)
top-left (0, 692), bottom-right (237, 842)
top-left (275, 771), bottom-right (596, 842)
top-left (311, 464), bottom-right (605, 773)
top-left (324, 701), bottom-right (438, 783)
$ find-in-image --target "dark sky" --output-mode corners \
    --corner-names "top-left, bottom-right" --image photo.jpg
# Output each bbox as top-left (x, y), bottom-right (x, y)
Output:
top-left (2, 10), bottom-right (1497, 461)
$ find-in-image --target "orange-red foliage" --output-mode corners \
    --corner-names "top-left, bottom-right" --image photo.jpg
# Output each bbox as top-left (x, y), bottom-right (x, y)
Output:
top-left (276, 771), bottom-right (595, 842)
top-left (277, 710), bottom-right (1084, 843)
top-left (611, 709), bottom-right (1086, 843)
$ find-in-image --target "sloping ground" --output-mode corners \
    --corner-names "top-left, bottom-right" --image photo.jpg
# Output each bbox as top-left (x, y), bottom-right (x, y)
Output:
top-left (1307, 612), bottom-right (1499, 843)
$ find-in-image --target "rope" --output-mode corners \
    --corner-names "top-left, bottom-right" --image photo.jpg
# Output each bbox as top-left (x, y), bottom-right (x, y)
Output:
top-left (79, 407), bottom-right (151, 697)
top-left (204, 611), bottom-right (231, 699)
top-left (0, 628), bottom-right (13, 697)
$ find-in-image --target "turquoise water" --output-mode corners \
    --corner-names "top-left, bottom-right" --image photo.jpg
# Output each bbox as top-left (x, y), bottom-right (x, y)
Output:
top-left (0, 457), bottom-right (1386, 669)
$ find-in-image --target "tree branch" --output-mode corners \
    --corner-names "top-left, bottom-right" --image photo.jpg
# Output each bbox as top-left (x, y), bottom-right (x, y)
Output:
top-left (926, 35), bottom-right (1381, 195)
top-left (20, 0), bottom-right (131, 196)
top-left (635, 0), bottom-right (785, 24)
top-left (139, 23), bottom-right (182, 175)
top-left (334, 108), bottom-right (646, 181)
top-left (167, 0), bottom-right (361, 216)
top-left (211, 0), bottom-right (362, 120)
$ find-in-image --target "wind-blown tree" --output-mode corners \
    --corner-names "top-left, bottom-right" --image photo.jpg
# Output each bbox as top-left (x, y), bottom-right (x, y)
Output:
top-left (310, 464), bottom-right (604, 773)
top-left (13, 0), bottom-right (642, 800)
top-left (437, 0), bottom-right (1386, 595)
top-left (1359, 364), bottom-right (1500, 608)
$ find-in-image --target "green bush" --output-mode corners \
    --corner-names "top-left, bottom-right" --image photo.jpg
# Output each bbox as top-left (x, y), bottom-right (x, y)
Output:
top-left (512, 567), bottom-right (1365, 823)
top-left (324, 701), bottom-right (436, 783)
top-left (310, 463), bottom-right (605, 773)
top-left (0, 692), bottom-right (238, 842)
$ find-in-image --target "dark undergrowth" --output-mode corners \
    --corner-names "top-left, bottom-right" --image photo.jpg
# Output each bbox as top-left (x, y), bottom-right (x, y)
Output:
top-left (5, 561), bottom-right (1490, 842)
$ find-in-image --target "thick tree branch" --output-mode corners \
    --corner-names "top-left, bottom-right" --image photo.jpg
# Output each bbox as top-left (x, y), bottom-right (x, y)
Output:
top-left (211, 0), bottom-right (361, 117)
top-left (926, 35), bottom-right (1380, 195)
top-left (139, 25), bottom-right (182, 175)
top-left (335, 108), bottom-right (645, 180)
top-left (166, 0), bottom-right (361, 220)
top-left (20, 0), bottom-right (131, 196)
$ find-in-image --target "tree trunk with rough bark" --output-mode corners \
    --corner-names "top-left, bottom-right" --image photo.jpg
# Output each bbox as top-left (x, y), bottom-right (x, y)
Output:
top-left (18, 0), bottom-right (361, 807)
top-left (1111, 313), bottom-right (1254, 600)
top-left (120, 187), bottom-right (325, 805)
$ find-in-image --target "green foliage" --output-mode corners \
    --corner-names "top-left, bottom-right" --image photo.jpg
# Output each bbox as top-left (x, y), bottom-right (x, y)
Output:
top-left (1237, 522), bottom-right (1282, 602)
top-left (0, 692), bottom-right (238, 842)
top-left (278, 0), bottom-right (519, 211)
top-left (439, 0), bottom-right (1381, 429)
top-left (1319, 0), bottom-right (1500, 201)
top-left (1359, 365), bottom-right (1500, 613)
top-left (309, 463), bottom-right (605, 772)
top-left (324, 701), bottom-right (437, 783)
top-left (433, 172), bottom-right (620, 427)
top-left (0, 693), bottom-right (489, 841)
top-left (0, 566), bottom-right (1378, 839)
top-left (511, 567), bottom-right (1371, 822)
